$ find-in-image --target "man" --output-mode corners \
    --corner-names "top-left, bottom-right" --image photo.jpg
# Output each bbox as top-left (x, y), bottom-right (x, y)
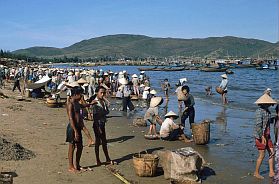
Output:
top-left (119, 78), bottom-right (134, 112)
top-left (66, 87), bottom-right (84, 173)
top-left (162, 78), bottom-right (170, 100)
top-left (219, 74), bottom-right (228, 104)
top-left (92, 86), bottom-right (116, 165)
top-left (181, 85), bottom-right (195, 130)
top-left (12, 71), bottom-right (21, 92)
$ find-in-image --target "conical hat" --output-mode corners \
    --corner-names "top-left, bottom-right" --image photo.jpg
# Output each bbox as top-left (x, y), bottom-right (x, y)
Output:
top-left (144, 86), bottom-right (150, 91)
top-left (165, 111), bottom-right (179, 118)
top-left (132, 74), bottom-right (138, 78)
top-left (221, 74), bottom-right (228, 79)
top-left (68, 72), bottom-right (73, 75)
top-left (255, 94), bottom-right (277, 104)
top-left (150, 89), bottom-right (157, 95)
top-left (140, 84), bottom-right (145, 88)
top-left (65, 82), bottom-right (80, 88)
top-left (150, 97), bottom-right (163, 108)
top-left (80, 71), bottom-right (87, 75)
top-left (104, 72), bottom-right (109, 76)
top-left (77, 78), bottom-right (87, 84)
top-left (118, 78), bottom-right (128, 85)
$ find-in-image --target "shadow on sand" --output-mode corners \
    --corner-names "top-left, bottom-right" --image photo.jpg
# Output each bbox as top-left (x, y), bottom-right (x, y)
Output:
top-left (107, 135), bottom-right (135, 143)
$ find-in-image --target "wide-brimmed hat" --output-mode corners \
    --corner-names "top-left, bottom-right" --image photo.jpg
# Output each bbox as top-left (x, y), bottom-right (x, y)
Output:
top-left (221, 74), bottom-right (228, 79)
top-left (165, 111), bottom-right (179, 119)
top-left (255, 94), bottom-right (277, 104)
top-left (140, 71), bottom-right (145, 73)
top-left (104, 72), bottom-right (109, 76)
top-left (150, 89), bottom-right (157, 95)
top-left (140, 84), bottom-right (145, 88)
top-left (144, 86), bottom-right (150, 91)
top-left (150, 96), bottom-right (163, 108)
top-left (77, 78), bottom-right (87, 84)
top-left (118, 78), bottom-right (128, 85)
top-left (65, 82), bottom-right (80, 88)
top-left (68, 72), bottom-right (73, 75)
top-left (132, 74), bottom-right (138, 78)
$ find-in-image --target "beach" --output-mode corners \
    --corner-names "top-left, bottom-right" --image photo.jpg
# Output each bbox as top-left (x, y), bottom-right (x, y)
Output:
top-left (0, 83), bottom-right (276, 184)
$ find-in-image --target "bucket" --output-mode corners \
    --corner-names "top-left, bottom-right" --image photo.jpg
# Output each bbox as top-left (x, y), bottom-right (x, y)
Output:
top-left (133, 153), bottom-right (159, 177)
top-left (215, 87), bottom-right (224, 94)
top-left (192, 120), bottom-right (210, 145)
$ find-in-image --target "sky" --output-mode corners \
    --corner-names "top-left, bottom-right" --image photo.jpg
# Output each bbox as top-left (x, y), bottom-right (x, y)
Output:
top-left (0, 0), bottom-right (278, 51)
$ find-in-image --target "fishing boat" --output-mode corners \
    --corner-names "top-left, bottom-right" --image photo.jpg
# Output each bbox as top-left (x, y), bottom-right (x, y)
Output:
top-left (137, 66), bottom-right (185, 71)
top-left (200, 67), bottom-right (227, 72)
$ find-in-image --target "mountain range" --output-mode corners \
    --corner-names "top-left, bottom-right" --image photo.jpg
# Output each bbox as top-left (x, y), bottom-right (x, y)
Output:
top-left (13, 34), bottom-right (279, 59)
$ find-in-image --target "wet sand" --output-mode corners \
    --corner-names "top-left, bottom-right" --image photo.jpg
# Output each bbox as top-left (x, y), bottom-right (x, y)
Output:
top-left (0, 88), bottom-right (275, 184)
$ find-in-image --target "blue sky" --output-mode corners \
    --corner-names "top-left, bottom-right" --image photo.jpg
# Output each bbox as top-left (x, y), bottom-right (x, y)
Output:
top-left (0, 0), bottom-right (278, 51)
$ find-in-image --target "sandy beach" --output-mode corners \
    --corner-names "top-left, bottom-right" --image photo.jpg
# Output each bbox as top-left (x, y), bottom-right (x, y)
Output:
top-left (0, 83), bottom-right (275, 184)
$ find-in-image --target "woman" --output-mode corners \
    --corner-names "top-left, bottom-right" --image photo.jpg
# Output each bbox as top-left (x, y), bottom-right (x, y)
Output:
top-left (219, 74), bottom-right (228, 104)
top-left (253, 94), bottom-right (277, 179)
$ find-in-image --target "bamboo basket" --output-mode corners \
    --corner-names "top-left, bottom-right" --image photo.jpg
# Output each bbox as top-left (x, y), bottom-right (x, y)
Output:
top-left (191, 121), bottom-right (210, 145)
top-left (46, 98), bottom-right (59, 108)
top-left (133, 153), bottom-right (159, 177)
top-left (215, 87), bottom-right (224, 94)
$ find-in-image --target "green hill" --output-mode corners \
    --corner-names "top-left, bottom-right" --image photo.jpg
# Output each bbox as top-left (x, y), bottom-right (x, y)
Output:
top-left (12, 34), bottom-right (278, 58)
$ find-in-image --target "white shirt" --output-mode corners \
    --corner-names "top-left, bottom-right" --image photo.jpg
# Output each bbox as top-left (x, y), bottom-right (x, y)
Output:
top-left (160, 118), bottom-right (179, 137)
top-left (142, 91), bottom-right (149, 99)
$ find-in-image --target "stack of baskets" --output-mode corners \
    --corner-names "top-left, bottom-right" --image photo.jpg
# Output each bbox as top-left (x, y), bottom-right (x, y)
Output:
top-left (133, 153), bottom-right (159, 177)
top-left (191, 120), bottom-right (210, 145)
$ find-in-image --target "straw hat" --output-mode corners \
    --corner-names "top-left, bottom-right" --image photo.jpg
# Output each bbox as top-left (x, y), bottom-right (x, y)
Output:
top-left (132, 74), bottom-right (138, 78)
top-left (150, 97), bottom-right (163, 108)
top-left (119, 71), bottom-right (123, 75)
top-left (80, 71), bottom-right (87, 75)
top-left (118, 78), bottom-right (128, 85)
top-left (221, 74), bottom-right (228, 79)
top-left (140, 71), bottom-right (145, 74)
top-left (104, 72), bottom-right (109, 76)
top-left (150, 89), bottom-right (157, 95)
top-left (68, 72), bottom-right (73, 75)
top-left (254, 94), bottom-right (277, 104)
top-left (144, 86), bottom-right (150, 91)
top-left (65, 82), bottom-right (80, 88)
top-left (109, 71), bottom-right (114, 74)
top-left (77, 78), bottom-right (87, 84)
top-left (123, 70), bottom-right (127, 73)
top-left (140, 84), bottom-right (145, 88)
top-left (165, 111), bottom-right (179, 119)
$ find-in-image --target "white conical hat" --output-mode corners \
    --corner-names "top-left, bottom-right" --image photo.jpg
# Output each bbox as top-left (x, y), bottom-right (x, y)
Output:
top-left (150, 89), bottom-right (157, 95)
top-left (68, 71), bottom-right (73, 75)
top-left (119, 71), bottom-right (123, 75)
top-left (77, 78), bottom-right (87, 84)
top-left (104, 72), bottom-right (109, 76)
top-left (140, 71), bottom-right (145, 73)
top-left (144, 86), bottom-right (150, 91)
top-left (65, 82), bottom-right (80, 88)
top-left (150, 96), bottom-right (163, 108)
top-left (255, 94), bottom-right (277, 104)
top-left (80, 71), bottom-right (87, 75)
top-left (118, 78), bottom-right (128, 85)
top-left (140, 84), bottom-right (145, 88)
top-left (132, 74), bottom-right (138, 78)
top-left (165, 111), bottom-right (179, 118)
top-left (221, 74), bottom-right (228, 79)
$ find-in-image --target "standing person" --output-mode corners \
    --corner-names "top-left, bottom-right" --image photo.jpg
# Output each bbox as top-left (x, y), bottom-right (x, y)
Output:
top-left (12, 71), bottom-right (21, 92)
top-left (66, 87), bottom-right (84, 173)
top-left (132, 74), bottom-right (139, 96)
top-left (180, 85), bottom-right (195, 130)
top-left (162, 78), bottom-right (170, 100)
top-left (92, 86), bottom-right (116, 166)
top-left (119, 78), bottom-right (134, 112)
top-left (219, 74), bottom-right (228, 104)
top-left (175, 85), bottom-right (186, 111)
top-left (253, 94), bottom-right (277, 179)
top-left (144, 96), bottom-right (163, 137)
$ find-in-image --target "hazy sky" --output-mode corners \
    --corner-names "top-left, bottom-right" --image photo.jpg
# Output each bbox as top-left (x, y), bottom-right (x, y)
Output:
top-left (0, 0), bottom-right (278, 51)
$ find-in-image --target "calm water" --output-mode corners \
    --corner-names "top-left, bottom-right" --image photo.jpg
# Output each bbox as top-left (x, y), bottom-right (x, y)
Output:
top-left (53, 65), bottom-right (279, 112)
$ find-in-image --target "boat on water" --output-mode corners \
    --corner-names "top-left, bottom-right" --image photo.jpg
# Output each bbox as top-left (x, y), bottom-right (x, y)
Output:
top-left (137, 66), bottom-right (186, 71)
top-left (200, 67), bottom-right (227, 72)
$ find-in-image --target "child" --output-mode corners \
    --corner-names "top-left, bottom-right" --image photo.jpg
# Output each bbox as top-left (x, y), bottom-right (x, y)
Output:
top-left (162, 78), bottom-right (170, 100)
top-left (160, 111), bottom-right (192, 143)
top-left (144, 96), bottom-right (163, 137)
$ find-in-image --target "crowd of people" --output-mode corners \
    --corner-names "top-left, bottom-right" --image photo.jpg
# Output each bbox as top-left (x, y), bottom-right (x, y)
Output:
top-left (1, 64), bottom-right (278, 179)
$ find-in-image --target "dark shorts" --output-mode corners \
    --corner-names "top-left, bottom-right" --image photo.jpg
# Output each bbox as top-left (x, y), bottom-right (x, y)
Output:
top-left (223, 90), bottom-right (228, 94)
top-left (66, 123), bottom-right (82, 144)
top-left (161, 129), bottom-right (180, 141)
top-left (93, 121), bottom-right (107, 145)
top-left (255, 138), bottom-right (273, 150)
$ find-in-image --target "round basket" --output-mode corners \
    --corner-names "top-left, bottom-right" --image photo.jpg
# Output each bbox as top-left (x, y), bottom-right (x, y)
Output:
top-left (46, 98), bottom-right (59, 108)
top-left (133, 153), bottom-right (159, 177)
top-left (192, 121), bottom-right (210, 145)
top-left (215, 87), bottom-right (224, 94)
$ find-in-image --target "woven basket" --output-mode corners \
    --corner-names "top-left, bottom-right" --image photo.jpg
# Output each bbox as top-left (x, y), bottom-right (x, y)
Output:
top-left (192, 121), bottom-right (210, 145)
top-left (46, 98), bottom-right (59, 108)
top-left (133, 153), bottom-right (159, 177)
top-left (215, 87), bottom-right (224, 94)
